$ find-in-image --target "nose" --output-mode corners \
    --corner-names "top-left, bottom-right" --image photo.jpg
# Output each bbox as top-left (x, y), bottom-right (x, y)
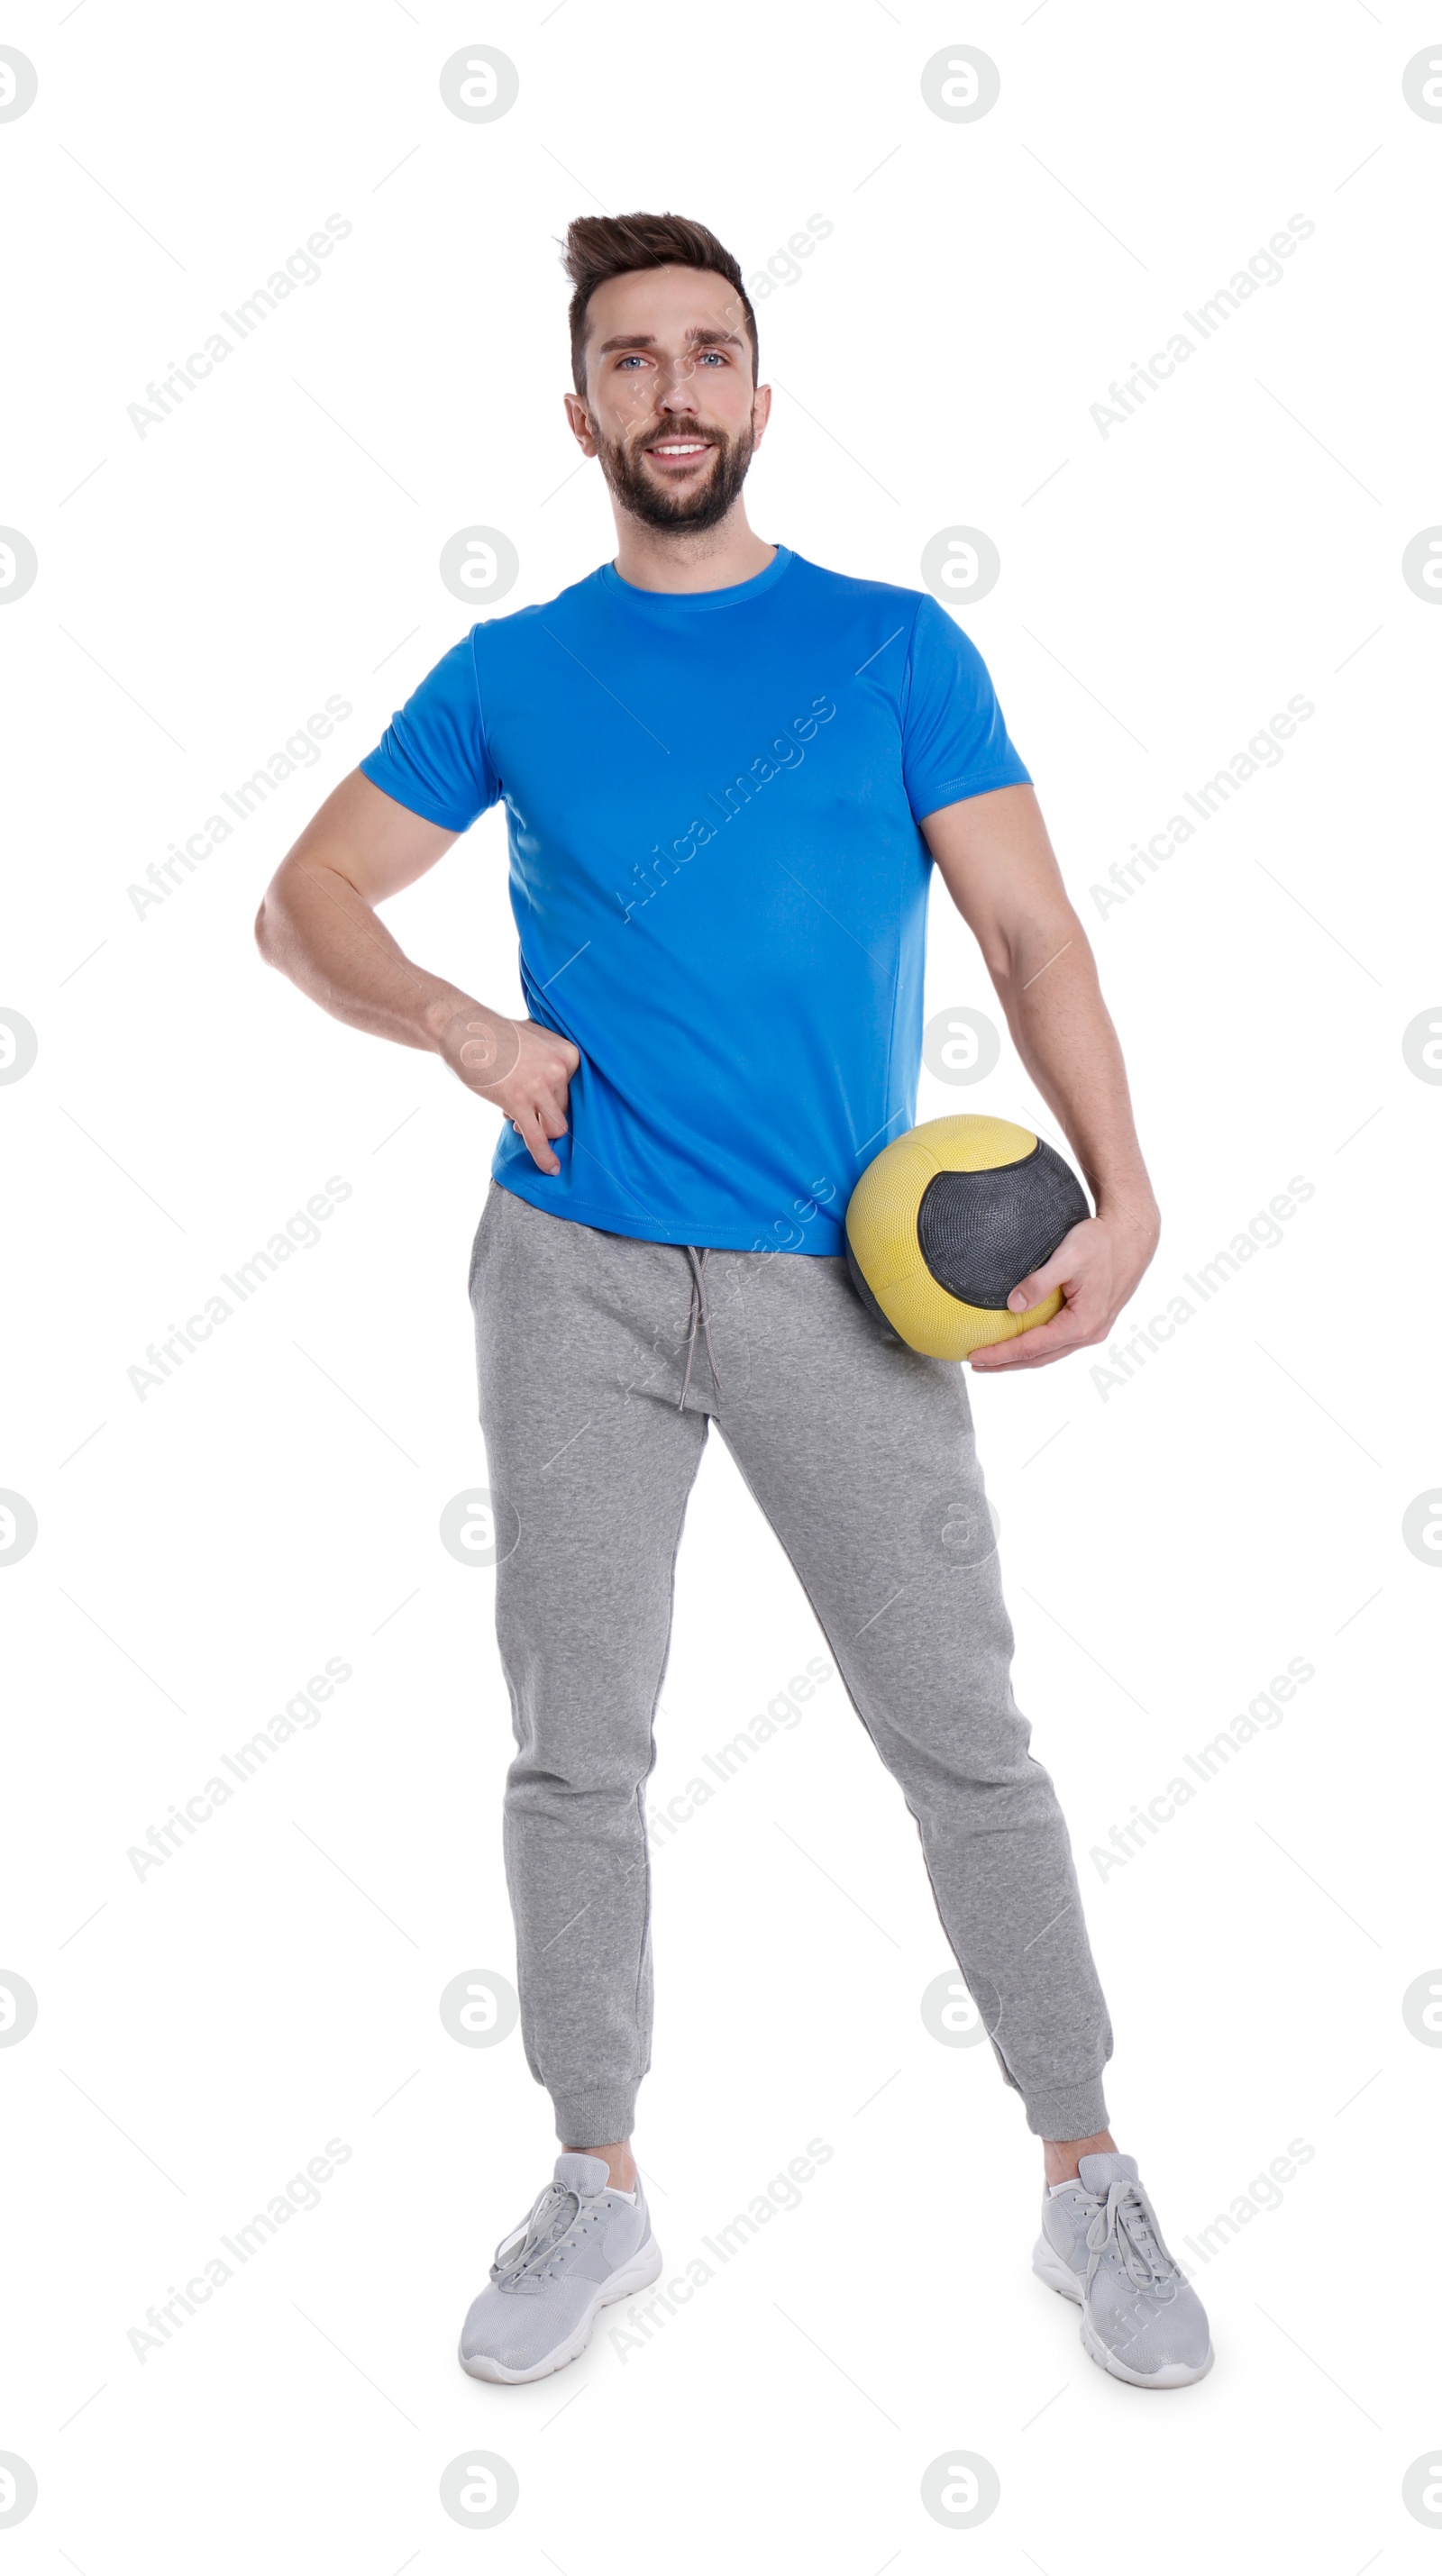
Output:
top-left (614, 350), bottom-right (702, 414)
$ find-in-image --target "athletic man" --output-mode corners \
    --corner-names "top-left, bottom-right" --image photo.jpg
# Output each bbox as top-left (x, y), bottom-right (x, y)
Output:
top-left (256, 212), bottom-right (1212, 2390)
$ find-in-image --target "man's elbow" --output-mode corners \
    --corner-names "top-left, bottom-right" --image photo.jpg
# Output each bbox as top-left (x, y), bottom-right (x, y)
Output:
top-left (253, 886), bottom-right (283, 965)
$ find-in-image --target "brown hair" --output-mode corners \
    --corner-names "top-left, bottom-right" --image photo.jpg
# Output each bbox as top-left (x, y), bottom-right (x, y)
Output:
top-left (560, 212), bottom-right (758, 397)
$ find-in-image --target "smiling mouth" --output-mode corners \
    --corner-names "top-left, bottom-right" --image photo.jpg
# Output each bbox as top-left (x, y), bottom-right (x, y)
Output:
top-left (642, 437), bottom-right (714, 465)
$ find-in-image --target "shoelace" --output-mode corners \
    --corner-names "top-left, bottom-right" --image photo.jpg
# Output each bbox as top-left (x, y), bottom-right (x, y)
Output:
top-left (678, 1246), bottom-right (723, 1409)
top-left (1084, 2174), bottom-right (1183, 2303)
top-left (490, 2181), bottom-right (581, 2289)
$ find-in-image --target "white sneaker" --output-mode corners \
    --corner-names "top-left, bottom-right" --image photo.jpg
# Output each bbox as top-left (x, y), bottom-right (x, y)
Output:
top-left (1034, 2151), bottom-right (1213, 2389)
top-left (458, 2153), bottom-right (662, 2383)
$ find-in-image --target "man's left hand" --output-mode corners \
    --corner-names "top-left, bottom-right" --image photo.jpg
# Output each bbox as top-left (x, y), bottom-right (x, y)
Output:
top-left (966, 1208), bottom-right (1158, 1373)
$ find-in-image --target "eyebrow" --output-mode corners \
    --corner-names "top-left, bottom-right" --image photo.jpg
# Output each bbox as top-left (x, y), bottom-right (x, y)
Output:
top-left (593, 325), bottom-right (747, 357)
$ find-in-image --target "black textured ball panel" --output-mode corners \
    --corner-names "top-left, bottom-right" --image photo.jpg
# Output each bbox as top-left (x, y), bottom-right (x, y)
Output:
top-left (844, 1233), bottom-right (899, 1338)
top-left (917, 1142), bottom-right (1090, 1309)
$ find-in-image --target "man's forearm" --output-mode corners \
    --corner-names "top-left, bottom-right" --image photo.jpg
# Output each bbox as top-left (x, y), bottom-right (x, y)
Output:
top-left (989, 914), bottom-right (1157, 1233)
top-left (922, 788), bottom-right (1156, 1241)
top-left (255, 855), bottom-right (496, 1057)
top-left (253, 770), bottom-right (579, 1170)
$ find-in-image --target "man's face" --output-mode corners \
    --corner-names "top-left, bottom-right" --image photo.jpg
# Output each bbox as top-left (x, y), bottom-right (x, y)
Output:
top-left (565, 264), bottom-right (770, 533)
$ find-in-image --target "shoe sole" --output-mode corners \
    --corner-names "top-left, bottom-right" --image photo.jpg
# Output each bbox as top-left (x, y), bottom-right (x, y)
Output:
top-left (1032, 2237), bottom-right (1214, 2389)
top-left (458, 2234), bottom-right (665, 2384)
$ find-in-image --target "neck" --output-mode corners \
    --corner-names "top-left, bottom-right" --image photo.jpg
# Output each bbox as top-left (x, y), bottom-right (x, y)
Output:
top-left (610, 506), bottom-right (776, 596)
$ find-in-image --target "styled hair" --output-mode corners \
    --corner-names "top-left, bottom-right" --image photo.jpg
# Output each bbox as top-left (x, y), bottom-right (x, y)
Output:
top-left (560, 212), bottom-right (758, 396)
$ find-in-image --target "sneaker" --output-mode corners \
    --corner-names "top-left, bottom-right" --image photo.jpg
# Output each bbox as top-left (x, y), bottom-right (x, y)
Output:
top-left (1033, 2150), bottom-right (1213, 2389)
top-left (458, 2152), bottom-right (662, 2384)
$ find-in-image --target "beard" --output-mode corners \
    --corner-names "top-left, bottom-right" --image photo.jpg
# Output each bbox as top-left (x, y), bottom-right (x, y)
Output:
top-left (589, 412), bottom-right (757, 532)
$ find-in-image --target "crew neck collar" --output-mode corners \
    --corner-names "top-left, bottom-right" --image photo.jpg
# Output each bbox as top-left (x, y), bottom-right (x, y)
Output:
top-left (598, 545), bottom-right (794, 614)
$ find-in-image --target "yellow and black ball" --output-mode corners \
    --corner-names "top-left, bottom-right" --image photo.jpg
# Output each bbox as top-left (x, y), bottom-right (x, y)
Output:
top-left (844, 1114), bottom-right (1091, 1359)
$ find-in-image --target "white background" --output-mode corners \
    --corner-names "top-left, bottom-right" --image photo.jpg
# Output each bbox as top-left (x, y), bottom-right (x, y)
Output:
top-left (3, 1), bottom-right (1439, 2566)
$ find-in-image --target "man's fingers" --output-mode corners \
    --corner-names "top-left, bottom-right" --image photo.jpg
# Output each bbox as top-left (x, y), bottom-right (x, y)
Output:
top-left (517, 1085), bottom-right (570, 1143)
top-left (513, 1102), bottom-right (561, 1174)
top-left (1005, 1221), bottom-right (1092, 1315)
top-left (449, 1014), bottom-right (575, 1164)
top-left (971, 1326), bottom-right (1078, 1371)
top-left (1006, 1265), bottom-right (1064, 1315)
top-left (971, 1305), bottom-right (1104, 1370)
top-left (972, 1326), bottom-right (1073, 1370)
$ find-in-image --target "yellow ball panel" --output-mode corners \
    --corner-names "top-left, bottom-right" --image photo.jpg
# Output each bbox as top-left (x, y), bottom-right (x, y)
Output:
top-left (911, 1112), bottom-right (1040, 1174)
top-left (845, 1132), bottom-right (945, 1297)
top-left (881, 1276), bottom-right (1063, 1361)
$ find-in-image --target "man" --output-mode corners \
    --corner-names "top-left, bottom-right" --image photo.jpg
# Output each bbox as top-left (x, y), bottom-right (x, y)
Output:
top-left (256, 211), bottom-right (1212, 2391)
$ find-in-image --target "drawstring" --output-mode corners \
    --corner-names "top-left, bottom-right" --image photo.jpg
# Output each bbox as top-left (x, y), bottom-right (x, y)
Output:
top-left (678, 1246), bottom-right (723, 1409)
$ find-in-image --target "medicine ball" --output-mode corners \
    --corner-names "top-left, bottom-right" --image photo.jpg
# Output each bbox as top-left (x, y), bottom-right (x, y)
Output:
top-left (844, 1114), bottom-right (1091, 1359)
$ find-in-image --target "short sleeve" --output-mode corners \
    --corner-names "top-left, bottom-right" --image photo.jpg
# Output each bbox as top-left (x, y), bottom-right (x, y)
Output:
top-left (359, 629), bottom-right (500, 832)
top-left (900, 593), bottom-right (1031, 824)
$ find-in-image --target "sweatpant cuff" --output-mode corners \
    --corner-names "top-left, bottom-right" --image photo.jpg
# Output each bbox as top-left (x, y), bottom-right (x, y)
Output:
top-left (552, 2088), bottom-right (639, 2149)
top-left (1024, 2077), bottom-right (1110, 2142)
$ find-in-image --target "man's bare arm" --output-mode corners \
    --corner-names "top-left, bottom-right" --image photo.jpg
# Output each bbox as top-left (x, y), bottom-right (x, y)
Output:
top-left (920, 781), bottom-right (1158, 1371)
top-left (253, 769), bottom-right (579, 1175)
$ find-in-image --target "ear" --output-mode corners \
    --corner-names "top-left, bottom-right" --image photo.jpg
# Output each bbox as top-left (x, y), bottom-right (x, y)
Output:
top-left (563, 390), bottom-right (598, 455)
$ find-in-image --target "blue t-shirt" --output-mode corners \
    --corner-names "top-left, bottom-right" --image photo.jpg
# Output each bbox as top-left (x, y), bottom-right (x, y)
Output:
top-left (359, 545), bottom-right (1030, 1256)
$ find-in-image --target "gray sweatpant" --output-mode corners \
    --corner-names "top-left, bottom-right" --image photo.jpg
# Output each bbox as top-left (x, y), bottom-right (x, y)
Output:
top-left (470, 1179), bottom-right (1113, 2147)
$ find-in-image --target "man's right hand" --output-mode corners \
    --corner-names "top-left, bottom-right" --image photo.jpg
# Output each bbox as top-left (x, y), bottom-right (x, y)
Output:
top-left (434, 1004), bottom-right (580, 1177)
